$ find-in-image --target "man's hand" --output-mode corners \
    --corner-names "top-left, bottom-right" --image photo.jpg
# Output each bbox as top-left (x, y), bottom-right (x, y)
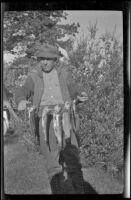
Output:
top-left (77, 92), bottom-right (88, 103)
top-left (17, 100), bottom-right (29, 111)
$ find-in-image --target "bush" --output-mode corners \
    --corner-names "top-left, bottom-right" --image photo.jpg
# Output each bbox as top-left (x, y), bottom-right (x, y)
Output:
top-left (68, 23), bottom-right (123, 172)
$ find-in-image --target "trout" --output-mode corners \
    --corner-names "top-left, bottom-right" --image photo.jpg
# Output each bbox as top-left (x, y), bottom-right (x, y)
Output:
top-left (53, 105), bottom-right (62, 147)
top-left (62, 101), bottom-right (71, 141)
top-left (71, 98), bottom-right (80, 132)
top-left (41, 106), bottom-right (50, 142)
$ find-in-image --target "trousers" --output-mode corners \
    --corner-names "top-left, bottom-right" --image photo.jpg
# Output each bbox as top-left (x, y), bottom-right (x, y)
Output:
top-left (38, 113), bottom-right (81, 180)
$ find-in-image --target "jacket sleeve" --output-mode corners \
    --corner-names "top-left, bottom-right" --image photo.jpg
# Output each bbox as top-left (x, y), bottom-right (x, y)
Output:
top-left (15, 76), bottom-right (34, 106)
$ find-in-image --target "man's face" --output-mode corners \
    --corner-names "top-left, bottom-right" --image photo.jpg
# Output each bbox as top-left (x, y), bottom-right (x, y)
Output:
top-left (38, 58), bottom-right (56, 73)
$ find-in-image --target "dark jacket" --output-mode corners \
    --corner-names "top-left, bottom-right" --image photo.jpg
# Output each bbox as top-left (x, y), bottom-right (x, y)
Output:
top-left (15, 66), bottom-right (80, 108)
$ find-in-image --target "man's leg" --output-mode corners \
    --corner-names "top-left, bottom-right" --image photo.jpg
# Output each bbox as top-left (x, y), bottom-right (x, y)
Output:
top-left (39, 115), bottom-right (62, 172)
top-left (39, 115), bottom-right (65, 193)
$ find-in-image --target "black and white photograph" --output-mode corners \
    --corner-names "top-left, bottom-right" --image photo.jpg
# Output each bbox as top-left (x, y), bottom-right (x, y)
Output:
top-left (1, 1), bottom-right (130, 198)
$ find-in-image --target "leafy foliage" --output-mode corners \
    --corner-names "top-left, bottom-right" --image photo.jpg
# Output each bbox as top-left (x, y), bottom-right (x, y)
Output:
top-left (3, 11), bottom-right (79, 52)
top-left (68, 24), bottom-right (123, 173)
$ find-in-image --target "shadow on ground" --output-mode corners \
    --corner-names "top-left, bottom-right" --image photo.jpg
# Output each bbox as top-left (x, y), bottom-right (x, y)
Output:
top-left (83, 180), bottom-right (98, 194)
top-left (50, 143), bottom-right (98, 194)
top-left (50, 171), bottom-right (98, 194)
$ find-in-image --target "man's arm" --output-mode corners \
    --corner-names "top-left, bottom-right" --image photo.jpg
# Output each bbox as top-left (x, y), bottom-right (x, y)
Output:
top-left (15, 76), bottom-right (34, 107)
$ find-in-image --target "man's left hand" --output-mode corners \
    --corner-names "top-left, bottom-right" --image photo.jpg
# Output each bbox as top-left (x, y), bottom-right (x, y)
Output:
top-left (77, 92), bottom-right (88, 103)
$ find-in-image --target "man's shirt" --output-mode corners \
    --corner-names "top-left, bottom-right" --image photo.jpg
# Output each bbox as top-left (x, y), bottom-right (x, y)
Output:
top-left (15, 66), bottom-right (80, 108)
top-left (40, 68), bottom-right (64, 106)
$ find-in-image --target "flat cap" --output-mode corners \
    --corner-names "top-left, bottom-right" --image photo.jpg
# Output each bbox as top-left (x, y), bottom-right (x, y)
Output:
top-left (34, 44), bottom-right (61, 58)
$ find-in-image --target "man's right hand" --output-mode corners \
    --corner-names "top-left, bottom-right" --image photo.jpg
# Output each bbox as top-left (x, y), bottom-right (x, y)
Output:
top-left (17, 100), bottom-right (29, 111)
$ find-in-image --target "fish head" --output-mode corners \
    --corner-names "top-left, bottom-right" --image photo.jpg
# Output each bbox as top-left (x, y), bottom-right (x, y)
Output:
top-left (54, 105), bottom-right (61, 113)
top-left (42, 106), bottom-right (50, 115)
top-left (64, 101), bottom-right (71, 110)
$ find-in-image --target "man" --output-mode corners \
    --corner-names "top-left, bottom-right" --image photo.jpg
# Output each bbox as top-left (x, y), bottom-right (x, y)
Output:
top-left (15, 43), bottom-right (88, 194)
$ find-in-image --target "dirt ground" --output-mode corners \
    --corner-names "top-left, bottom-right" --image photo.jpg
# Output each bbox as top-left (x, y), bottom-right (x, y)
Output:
top-left (3, 132), bottom-right (124, 195)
